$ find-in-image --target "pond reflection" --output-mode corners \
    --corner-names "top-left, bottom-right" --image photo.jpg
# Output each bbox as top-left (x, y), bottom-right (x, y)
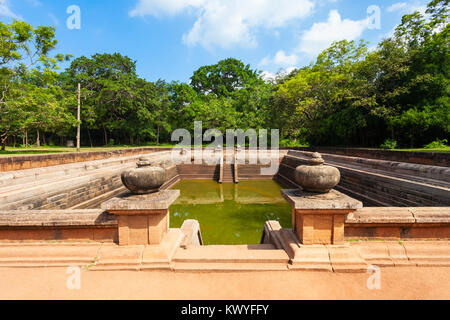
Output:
top-left (170, 180), bottom-right (291, 245)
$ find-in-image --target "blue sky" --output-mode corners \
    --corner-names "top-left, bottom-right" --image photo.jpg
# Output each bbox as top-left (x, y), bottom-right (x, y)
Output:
top-left (1, 0), bottom-right (429, 82)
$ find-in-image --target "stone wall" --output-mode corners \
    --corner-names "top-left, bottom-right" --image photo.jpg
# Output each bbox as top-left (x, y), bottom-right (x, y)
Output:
top-left (345, 207), bottom-right (450, 240)
top-left (279, 151), bottom-right (450, 207)
top-left (0, 147), bottom-right (173, 172)
top-left (0, 209), bottom-right (117, 243)
top-left (0, 151), bottom-right (173, 211)
top-left (287, 147), bottom-right (450, 167)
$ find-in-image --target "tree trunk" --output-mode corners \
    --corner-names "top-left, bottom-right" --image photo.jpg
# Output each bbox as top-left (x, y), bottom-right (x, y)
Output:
top-left (13, 136), bottom-right (16, 148)
top-left (25, 130), bottom-right (28, 148)
top-left (103, 128), bottom-right (108, 146)
top-left (137, 135), bottom-right (141, 146)
top-left (87, 128), bottom-right (93, 148)
top-left (0, 134), bottom-right (6, 151)
top-left (36, 130), bottom-right (40, 147)
top-left (157, 125), bottom-right (160, 146)
top-left (42, 133), bottom-right (46, 146)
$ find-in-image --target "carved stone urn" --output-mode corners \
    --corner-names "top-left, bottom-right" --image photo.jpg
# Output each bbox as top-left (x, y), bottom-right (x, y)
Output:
top-left (121, 158), bottom-right (166, 194)
top-left (295, 153), bottom-right (341, 193)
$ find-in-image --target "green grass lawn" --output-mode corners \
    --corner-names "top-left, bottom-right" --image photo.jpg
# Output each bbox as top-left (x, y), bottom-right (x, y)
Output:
top-left (0, 144), bottom-right (176, 156)
top-left (394, 147), bottom-right (450, 153)
top-left (1, 144), bottom-right (449, 157)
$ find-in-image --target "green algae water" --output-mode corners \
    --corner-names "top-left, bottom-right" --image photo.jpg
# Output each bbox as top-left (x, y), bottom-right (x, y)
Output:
top-left (170, 180), bottom-right (291, 245)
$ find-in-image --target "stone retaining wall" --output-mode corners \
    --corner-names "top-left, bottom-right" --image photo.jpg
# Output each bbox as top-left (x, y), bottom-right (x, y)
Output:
top-left (0, 151), bottom-right (173, 211)
top-left (1, 207), bottom-right (448, 243)
top-left (0, 147), bottom-right (173, 172)
top-left (345, 207), bottom-right (450, 240)
top-left (0, 209), bottom-right (117, 242)
top-left (279, 151), bottom-right (450, 207)
top-left (288, 147), bottom-right (450, 167)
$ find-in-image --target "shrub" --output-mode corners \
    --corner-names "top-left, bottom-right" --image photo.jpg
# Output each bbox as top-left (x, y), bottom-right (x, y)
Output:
top-left (380, 139), bottom-right (397, 150)
top-left (279, 139), bottom-right (310, 148)
top-left (424, 139), bottom-right (448, 149)
top-left (107, 138), bottom-right (115, 146)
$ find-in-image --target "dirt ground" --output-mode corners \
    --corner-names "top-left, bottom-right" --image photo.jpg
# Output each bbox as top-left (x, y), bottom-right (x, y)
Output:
top-left (0, 267), bottom-right (449, 300)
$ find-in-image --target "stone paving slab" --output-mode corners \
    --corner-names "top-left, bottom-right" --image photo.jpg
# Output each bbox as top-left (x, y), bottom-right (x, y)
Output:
top-left (141, 229), bottom-right (185, 270)
top-left (352, 242), bottom-right (394, 267)
top-left (289, 245), bottom-right (333, 271)
top-left (282, 189), bottom-right (363, 210)
top-left (403, 241), bottom-right (450, 267)
top-left (346, 208), bottom-right (416, 224)
top-left (91, 245), bottom-right (144, 271)
top-left (327, 245), bottom-right (369, 273)
top-left (386, 242), bottom-right (413, 266)
top-left (0, 243), bottom-right (101, 268)
top-left (410, 208), bottom-right (450, 223)
top-left (102, 190), bottom-right (180, 212)
top-left (0, 240), bottom-right (448, 272)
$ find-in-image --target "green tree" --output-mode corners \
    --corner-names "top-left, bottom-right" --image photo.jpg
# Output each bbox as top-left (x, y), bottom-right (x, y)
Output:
top-left (190, 58), bottom-right (262, 97)
top-left (0, 20), bottom-right (71, 150)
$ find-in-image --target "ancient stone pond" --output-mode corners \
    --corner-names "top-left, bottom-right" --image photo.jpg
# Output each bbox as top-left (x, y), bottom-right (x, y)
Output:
top-left (169, 180), bottom-right (291, 245)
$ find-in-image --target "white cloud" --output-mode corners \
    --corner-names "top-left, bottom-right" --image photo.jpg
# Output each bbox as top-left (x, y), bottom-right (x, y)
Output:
top-left (297, 10), bottom-right (369, 56)
top-left (387, 1), bottom-right (427, 15)
top-left (260, 50), bottom-right (299, 68)
top-left (26, 0), bottom-right (42, 6)
top-left (260, 67), bottom-right (296, 82)
top-left (0, 0), bottom-right (20, 19)
top-left (129, 0), bottom-right (205, 17)
top-left (48, 13), bottom-right (59, 26)
top-left (130, 0), bottom-right (315, 49)
top-left (387, 2), bottom-right (408, 13)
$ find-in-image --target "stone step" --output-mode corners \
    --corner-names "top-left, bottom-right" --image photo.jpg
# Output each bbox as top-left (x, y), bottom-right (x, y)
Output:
top-left (0, 244), bottom-right (101, 268)
top-left (173, 244), bottom-right (289, 264)
top-left (0, 164), bottom-right (128, 210)
top-left (0, 154), bottom-right (138, 187)
top-left (0, 152), bottom-right (170, 193)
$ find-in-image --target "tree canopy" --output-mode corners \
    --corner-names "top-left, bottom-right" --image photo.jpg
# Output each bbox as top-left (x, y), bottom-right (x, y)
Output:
top-left (0, 0), bottom-right (448, 150)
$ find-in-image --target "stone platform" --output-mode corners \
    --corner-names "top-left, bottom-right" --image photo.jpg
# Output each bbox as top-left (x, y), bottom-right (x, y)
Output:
top-left (0, 240), bottom-right (448, 272)
top-left (102, 190), bottom-right (180, 246)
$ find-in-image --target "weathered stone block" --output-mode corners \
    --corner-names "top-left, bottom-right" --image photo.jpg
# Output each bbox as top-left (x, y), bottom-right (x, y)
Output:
top-left (282, 189), bottom-right (362, 245)
top-left (103, 190), bottom-right (179, 246)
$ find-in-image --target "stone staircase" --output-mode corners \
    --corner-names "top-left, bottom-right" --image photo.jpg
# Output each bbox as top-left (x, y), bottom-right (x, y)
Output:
top-left (0, 151), bottom-right (172, 210)
top-left (221, 163), bottom-right (235, 183)
top-left (172, 244), bottom-right (289, 271)
top-left (278, 151), bottom-right (450, 207)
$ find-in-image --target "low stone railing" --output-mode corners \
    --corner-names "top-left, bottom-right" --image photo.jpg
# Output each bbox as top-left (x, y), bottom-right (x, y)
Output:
top-left (284, 147), bottom-right (450, 167)
top-left (0, 208), bottom-right (204, 245)
top-left (345, 207), bottom-right (450, 240)
top-left (0, 147), bottom-right (173, 172)
top-left (0, 209), bottom-right (118, 242)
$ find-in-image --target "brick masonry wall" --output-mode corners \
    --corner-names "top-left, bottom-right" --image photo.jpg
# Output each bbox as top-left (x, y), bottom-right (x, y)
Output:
top-left (0, 147), bottom-right (173, 172)
top-left (286, 147), bottom-right (450, 167)
top-left (278, 154), bottom-right (450, 207)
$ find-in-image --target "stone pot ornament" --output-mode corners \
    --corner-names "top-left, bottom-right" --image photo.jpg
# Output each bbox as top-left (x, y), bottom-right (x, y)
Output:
top-left (295, 153), bottom-right (341, 193)
top-left (121, 158), bottom-right (166, 194)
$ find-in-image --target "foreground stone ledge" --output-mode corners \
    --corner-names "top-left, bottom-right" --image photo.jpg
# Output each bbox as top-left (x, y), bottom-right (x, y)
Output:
top-left (345, 207), bottom-right (450, 240)
top-left (101, 190), bottom-right (180, 213)
top-left (0, 209), bottom-right (117, 227)
top-left (282, 189), bottom-right (362, 245)
top-left (0, 147), bottom-right (174, 172)
top-left (102, 190), bottom-right (180, 246)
